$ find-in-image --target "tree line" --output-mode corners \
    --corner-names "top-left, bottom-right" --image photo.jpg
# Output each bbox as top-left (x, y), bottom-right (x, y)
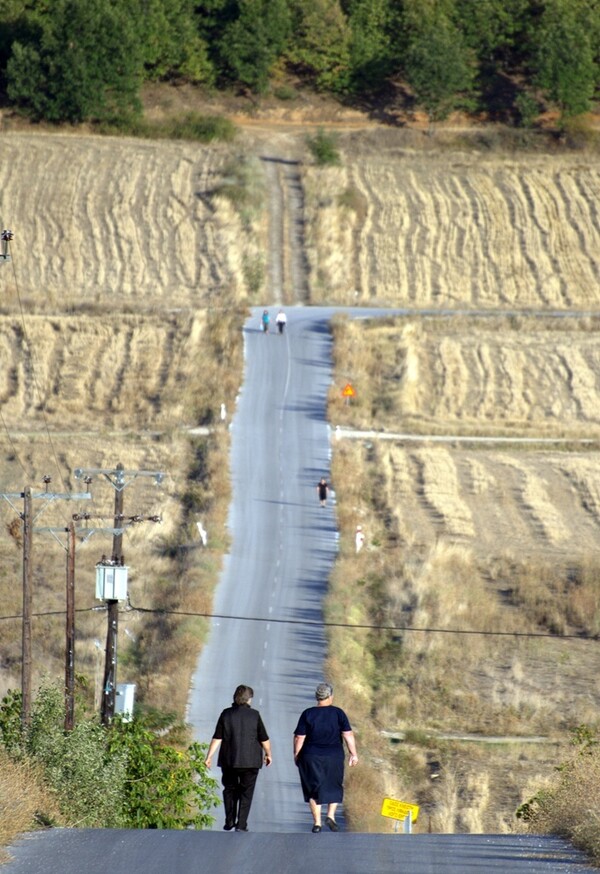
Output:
top-left (0, 1), bottom-right (598, 128)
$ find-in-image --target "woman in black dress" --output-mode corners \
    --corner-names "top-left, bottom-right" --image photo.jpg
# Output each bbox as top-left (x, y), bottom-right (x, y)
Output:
top-left (293, 683), bottom-right (359, 832)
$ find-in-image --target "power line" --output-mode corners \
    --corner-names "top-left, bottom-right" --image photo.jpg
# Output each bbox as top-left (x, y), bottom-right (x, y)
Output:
top-left (128, 607), bottom-right (599, 642)
top-left (0, 607), bottom-right (103, 621)
top-left (1, 602), bottom-right (596, 644)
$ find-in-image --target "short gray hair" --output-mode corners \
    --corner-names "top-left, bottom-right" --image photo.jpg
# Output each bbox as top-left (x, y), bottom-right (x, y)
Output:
top-left (315, 682), bottom-right (333, 701)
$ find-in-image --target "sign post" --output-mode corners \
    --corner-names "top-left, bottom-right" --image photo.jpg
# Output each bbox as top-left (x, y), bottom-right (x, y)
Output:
top-left (342, 383), bottom-right (356, 405)
top-left (381, 797), bottom-right (420, 834)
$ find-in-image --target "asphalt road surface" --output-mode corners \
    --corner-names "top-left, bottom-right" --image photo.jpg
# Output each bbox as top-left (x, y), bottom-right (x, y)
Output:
top-left (188, 306), bottom-right (338, 833)
top-left (3, 307), bottom-right (594, 872)
top-left (4, 829), bottom-right (593, 873)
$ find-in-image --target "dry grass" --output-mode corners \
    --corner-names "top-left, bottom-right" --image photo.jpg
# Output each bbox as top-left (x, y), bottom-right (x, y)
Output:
top-left (0, 749), bottom-right (61, 858)
top-left (303, 147), bottom-right (600, 309)
top-left (326, 314), bottom-right (600, 838)
top-left (0, 133), bottom-right (252, 721)
top-left (329, 315), bottom-right (600, 439)
top-left (524, 741), bottom-right (600, 863)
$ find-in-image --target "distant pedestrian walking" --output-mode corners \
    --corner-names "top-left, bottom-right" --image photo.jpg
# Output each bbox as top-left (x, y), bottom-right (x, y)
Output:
top-left (276, 309), bottom-right (287, 334)
top-left (205, 684), bottom-right (272, 832)
top-left (261, 310), bottom-right (270, 333)
top-left (317, 477), bottom-right (329, 507)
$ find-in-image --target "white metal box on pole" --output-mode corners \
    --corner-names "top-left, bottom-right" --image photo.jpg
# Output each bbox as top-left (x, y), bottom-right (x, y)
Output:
top-left (95, 564), bottom-right (129, 601)
top-left (115, 683), bottom-right (136, 721)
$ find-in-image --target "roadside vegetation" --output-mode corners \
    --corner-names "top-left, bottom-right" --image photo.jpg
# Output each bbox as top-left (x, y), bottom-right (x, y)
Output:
top-left (0, 134), bottom-right (255, 843)
top-left (324, 315), bottom-right (600, 858)
top-left (0, 684), bottom-right (219, 844)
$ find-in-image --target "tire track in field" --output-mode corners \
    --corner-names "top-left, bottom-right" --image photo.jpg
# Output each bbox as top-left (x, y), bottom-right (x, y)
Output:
top-left (262, 154), bottom-right (309, 304)
top-left (283, 159), bottom-right (310, 303)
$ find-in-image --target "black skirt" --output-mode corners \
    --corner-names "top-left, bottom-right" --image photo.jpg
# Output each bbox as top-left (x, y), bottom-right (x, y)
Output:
top-left (297, 752), bottom-right (344, 804)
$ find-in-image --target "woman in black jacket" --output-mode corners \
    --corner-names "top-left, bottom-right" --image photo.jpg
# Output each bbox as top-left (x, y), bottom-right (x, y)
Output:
top-left (205, 684), bottom-right (272, 832)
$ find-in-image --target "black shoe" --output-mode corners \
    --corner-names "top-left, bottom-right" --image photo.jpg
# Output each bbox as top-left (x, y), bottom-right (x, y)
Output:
top-left (235, 826), bottom-right (248, 832)
top-left (223, 823), bottom-right (235, 831)
top-left (326, 817), bottom-right (339, 832)
top-left (312, 824), bottom-right (322, 833)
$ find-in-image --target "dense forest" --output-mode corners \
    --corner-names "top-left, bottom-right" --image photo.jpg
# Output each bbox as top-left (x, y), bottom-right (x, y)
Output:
top-left (0, 0), bottom-right (599, 126)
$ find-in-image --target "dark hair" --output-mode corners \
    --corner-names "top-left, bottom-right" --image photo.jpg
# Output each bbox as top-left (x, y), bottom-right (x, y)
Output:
top-left (233, 684), bottom-right (254, 705)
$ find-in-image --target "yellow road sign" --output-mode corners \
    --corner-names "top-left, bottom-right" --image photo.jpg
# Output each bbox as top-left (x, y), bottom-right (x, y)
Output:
top-left (381, 797), bottom-right (420, 823)
top-left (342, 383), bottom-right (356, 398)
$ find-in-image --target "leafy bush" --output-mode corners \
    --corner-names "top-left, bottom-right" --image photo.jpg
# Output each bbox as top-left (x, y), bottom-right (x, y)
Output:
top-left (163, 114), bottom-right (237, 143)
top-left (108, 718), bottom-right (219, 829)
top-left (518, 725), bottom-right (600, 863)
top-left (0, 685), bottom-right (219, 831)
top-left (306, 129), bottom-right (341, 166)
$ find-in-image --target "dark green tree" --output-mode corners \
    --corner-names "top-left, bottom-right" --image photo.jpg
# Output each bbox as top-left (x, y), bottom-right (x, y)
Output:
top-left (218, 0), bottom-right (292, 92)
top-left (453, 0), bottom-right (530, 62)
top-left (344, 0), bottom-right (394, 91)
top-left (6, 0), bottom-right (143, 123)
top-left (531, 0), bottom-right (597, 119)
top-left (403, 1), bottom-right (476, 123)
top-left (132, 0), bottom-right (214, 84)
top-left (287, 0), bottom-right (352, 92)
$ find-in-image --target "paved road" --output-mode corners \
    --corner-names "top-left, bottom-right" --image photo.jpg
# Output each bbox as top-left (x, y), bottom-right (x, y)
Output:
top-left (4, 829), bottom-right (593, 873)
top-left (187, 306), bottom-right (338, 833)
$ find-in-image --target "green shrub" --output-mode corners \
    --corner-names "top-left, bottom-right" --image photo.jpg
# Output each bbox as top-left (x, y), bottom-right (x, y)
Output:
top-left (306, 129), bottom-right (341, 166)
top-left (0, 685), bottom-right (219, 830)
top-left (108, 718), bottom-right (219, 829)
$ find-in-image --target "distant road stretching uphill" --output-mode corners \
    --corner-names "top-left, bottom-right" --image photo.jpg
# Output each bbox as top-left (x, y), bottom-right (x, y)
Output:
top-left (188, 305), bottom-right (338, 833)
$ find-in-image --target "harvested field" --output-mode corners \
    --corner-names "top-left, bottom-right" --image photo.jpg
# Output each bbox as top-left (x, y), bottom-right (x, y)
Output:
top-left (1, 115), bottom-right (600, 838)
top-left (328, 316), bottom-right (600, 562)
top-left (0, 132), bottom-right (265, 309)
top-left (327, 311), bottom-right (600, 832)
top-left (304, 148), bottom-right (600, 309)
top-left (0, 130), bottom-right (250, 714)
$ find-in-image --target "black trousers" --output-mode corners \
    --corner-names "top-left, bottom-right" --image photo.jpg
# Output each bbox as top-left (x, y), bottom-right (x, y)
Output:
top-left (221, 767), bottom-right (259, 829)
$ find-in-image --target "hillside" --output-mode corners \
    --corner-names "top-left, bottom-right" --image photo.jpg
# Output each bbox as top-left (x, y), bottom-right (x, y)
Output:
top-left (0, 106), bottom-right (599, 840)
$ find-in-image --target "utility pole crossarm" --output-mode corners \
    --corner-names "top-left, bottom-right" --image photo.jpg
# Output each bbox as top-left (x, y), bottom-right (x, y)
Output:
top-left (0, 491), bottom-right (91, 523)
top-left (74, 468), bottom-right (165, 492)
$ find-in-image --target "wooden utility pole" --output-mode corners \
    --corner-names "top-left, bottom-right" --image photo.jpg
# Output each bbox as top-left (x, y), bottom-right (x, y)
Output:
top-left (73, 463), bottom-right (164, 726)
top-left (0, 483), bottom-right (91, 729)
top-left (101, 466), bottom-right (125, 726)
top-left (65, 521), bottom-right (76, 731)
top-left (21, 487), bottom-right (32, 728)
